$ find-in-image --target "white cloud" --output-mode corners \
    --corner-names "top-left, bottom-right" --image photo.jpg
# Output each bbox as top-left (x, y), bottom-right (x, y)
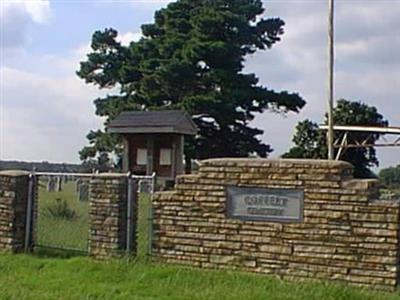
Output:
top-left (0, 0), bottom-right (51, 49)
top-left (0, 53), bottom-right (105, 163)
top-left (1, 0), bottom-right (51, 25)
top-left (2, 29), bottom-right (138, 77)
top-left (117, 32), bottom-right (142, 46)
top-left (0, 0), bottom-right (51, 23)
top-left (0, 28), bottom-right (136, 163)
top-left (22, 0), bottom-right (51, 24)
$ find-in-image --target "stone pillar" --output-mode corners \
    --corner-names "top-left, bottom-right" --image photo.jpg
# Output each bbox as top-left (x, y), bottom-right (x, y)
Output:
top-left (0, 171), bottom-right (32, 252)
top-left (89, 174), bottom-right (137, 259)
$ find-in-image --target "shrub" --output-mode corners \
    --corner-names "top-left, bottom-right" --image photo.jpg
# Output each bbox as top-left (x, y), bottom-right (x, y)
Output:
top-left (43, 198), bottom-right (79, 220)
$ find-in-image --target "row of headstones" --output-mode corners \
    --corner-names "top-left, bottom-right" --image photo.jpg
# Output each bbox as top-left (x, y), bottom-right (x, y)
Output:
top-left (137, 179), bottom-right (154, 194)
top-left (46, 176), bottom-right (63, 192)
top-left (44, 176), bottom-right (153, 201)
top-left (44, 176), bottom-right (89, 202)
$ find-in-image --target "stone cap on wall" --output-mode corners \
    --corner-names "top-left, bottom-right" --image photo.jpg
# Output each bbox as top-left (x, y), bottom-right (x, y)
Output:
top-left (0, 170), bottom-right (30, 177)
top-left (200, 158), bottom-right (353, 169)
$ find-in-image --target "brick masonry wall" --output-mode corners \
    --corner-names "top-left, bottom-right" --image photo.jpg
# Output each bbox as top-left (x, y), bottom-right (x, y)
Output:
top-left (0, 171), bottom-right (31, 252)
top-left (89, 174), bottom-right (137, 259)
top-left (152, 159), bottom-right (400, 290)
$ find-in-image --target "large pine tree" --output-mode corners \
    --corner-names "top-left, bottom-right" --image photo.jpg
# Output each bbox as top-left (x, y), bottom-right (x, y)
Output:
top-left (77, 0), bottom-right (306, 166)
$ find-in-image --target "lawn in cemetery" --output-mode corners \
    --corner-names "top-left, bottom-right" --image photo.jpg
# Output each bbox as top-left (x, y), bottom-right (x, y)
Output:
top-left (0, 253), bottom-right (400, 300)
top-left (36, 178), bottom-right (152, 256)
top-left (36, 179), bottom-right (90, 251)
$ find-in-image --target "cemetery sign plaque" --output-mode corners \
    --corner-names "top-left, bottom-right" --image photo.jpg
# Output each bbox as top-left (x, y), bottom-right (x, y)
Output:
top-left (226, 186), bottom-right (303, 222)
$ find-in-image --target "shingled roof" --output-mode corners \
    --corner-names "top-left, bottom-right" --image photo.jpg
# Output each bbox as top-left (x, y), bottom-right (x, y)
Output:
top-left (107, 110), bottom-right (197, 135)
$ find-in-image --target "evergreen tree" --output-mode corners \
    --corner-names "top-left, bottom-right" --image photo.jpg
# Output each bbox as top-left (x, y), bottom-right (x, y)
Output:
top-left (77, 0), bottom-right (306, 166)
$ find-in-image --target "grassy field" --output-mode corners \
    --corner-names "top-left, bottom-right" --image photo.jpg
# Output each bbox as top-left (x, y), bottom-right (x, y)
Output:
top-left (0, 253), bottom-right (400, 300)
top-left (0, 179), bottom-right (397, 299)
top-left (37, 180), bottom-right (89, 251)
top-left (36, 178), bottom-right (152, 257)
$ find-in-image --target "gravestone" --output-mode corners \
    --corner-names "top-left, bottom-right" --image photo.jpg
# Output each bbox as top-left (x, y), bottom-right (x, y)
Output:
top-left (75, 178), bottom-right (82, 194)
top-left (56, 176), bottom-right (62, 192)
top-left (77, 182), bottom-right (89, 202)
top-left (138, 179), bottom-right (153, 194)
top-left (47, 177), bottom-right (56, 192)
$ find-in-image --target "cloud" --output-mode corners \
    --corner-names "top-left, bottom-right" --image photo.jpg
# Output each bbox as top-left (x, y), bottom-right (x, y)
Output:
top-left (22, 0), bottom-right (51, 24)
top-left (1, 29), bottom-right (138, 163)
top-left (0, 0), bottom-right (51, 49)
top-left (1, 0), bottom-right (51, 24)
top-left (0, 55), bottom-right (105, 163)
top-left (117, 32), bottom-right (142, 46)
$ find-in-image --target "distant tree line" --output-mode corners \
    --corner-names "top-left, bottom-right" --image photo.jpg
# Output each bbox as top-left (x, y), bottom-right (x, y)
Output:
top-left (0, 160), bottom-right (111, 173)
top-left (379, 165), bottom-right (400, 190)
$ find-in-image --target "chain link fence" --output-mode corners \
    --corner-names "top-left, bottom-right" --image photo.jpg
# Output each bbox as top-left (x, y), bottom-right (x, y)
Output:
top-left (32, 172), bottom-right (156, 255)
top-left (35, 172), bottom-right (92, 253)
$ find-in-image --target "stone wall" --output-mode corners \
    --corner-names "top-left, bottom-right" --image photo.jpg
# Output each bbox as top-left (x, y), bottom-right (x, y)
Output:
top-left (152, 159), bottom-right (400, 290)
top-left (89, 174), bottom-right (137, 259)
top-left (0, 171), bottom-right (32, 252)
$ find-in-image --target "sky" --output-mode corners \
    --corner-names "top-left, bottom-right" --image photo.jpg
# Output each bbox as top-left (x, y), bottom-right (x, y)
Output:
top-left (0, 0), bottom-right (399, 170)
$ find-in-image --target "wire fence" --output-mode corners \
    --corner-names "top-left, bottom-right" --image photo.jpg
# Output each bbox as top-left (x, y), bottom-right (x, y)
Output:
top-left (35, 173), bottom-right (92, 253)
top-left (30, 172), bottom-right (156, 255)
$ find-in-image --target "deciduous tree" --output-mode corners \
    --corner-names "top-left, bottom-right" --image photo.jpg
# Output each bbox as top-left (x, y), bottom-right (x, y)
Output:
top-left (379, 165), bottom-right (400, 189)
top-left (283, 99), bottom-right (388, 178)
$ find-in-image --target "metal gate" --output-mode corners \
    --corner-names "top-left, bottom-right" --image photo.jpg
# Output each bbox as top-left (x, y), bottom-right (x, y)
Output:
top-left (25, 172), bottom-right (156, 256)
top-left (131, 173), bottom-right (156, 257)
top-left (32, 172), bottom-right (92, 254)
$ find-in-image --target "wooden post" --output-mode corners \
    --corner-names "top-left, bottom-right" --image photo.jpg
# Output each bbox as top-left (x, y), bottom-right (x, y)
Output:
top-left (171, 137), bottom-right (176, 179)
top-left (176, 135), bottom-right (184, 175)
top-left (122, 137), bottom-right (129, 172)
top-left (146, 135), bottom-right (154, 175)
top-left (327, 0), bottom-right (335, 160)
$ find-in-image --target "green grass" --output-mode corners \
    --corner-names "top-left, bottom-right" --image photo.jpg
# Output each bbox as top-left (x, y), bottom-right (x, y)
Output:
top-left (37, 179), bottom-right (152, 257)
top-left (0, 254), bottom-right (399, 300)
top-left (37, 180), bottom-right (89, 251)
top-left (137, 193), bottom-right (152, 259)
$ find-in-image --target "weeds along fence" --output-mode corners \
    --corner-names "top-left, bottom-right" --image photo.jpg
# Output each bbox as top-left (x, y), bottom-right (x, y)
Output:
top-left (24, 171), bottom-right (156, 255)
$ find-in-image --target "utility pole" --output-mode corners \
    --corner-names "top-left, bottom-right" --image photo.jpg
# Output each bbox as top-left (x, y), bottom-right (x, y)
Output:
top-left (327, 0), bottom-right (335, 160)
